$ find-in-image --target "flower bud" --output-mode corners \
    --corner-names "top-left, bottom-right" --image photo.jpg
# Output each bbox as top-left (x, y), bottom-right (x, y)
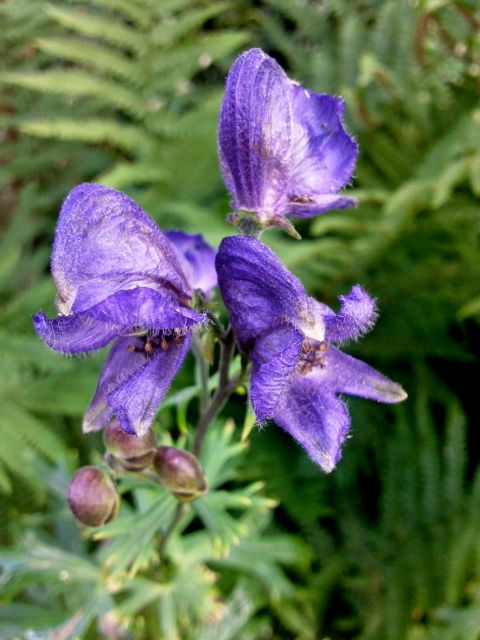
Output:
top-left (68, 466), bottom-right (119, 526)
top-left (103, 419), bottom-right (156, 471)
top-left (153, 447), bottom-right (207, 502)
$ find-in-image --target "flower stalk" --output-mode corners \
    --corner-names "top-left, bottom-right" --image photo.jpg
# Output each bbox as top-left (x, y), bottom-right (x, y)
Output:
top-left (159, 326), bottom-right (242, 554)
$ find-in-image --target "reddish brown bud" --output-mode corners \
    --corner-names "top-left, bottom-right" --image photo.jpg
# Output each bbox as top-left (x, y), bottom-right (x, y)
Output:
top-left (103, 420), bottom-right (156, 471)
top-left (153, 447), bottom-right (207, 502)
top-left (68, 466), bottom-right (119, 526)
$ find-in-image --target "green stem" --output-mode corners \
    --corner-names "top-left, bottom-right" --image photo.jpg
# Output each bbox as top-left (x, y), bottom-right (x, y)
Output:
top-left (158, 502), bottom-right (185, 557)
top-left (159, 327), bottom-right (241, 555)
top-left (192, 336), bottom-right (209, 411)
top-left (192, 327), bottom-right (236, 457)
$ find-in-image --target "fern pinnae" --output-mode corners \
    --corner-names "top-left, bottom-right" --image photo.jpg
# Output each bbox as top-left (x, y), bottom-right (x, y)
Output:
top-left (35, 37), bottom-right (136, 82)
top-left (2, 70), bottom-right (148, 120)
top-left (45, 4), bottom-right (145, 53)
top-left (20, 118), bottom-right (152, 153)
top-left (152, 2), bottom-right (233, 48)
top-left (72, 0), bottom-right (152, 28)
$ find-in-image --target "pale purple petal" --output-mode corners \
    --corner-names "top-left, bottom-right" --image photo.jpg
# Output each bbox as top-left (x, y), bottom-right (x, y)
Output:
top-left (218, 48), bottom-right (358, 221)
top-left (306, 346), bottom-right (407, 403)
top-left (324, 285), bottom-right (377, 342)
top-left (165, 230), bottom-right (217, 295)
top-left (250, 326), bottom-right (303, 421)
top-left (52, 183), bottom-right (191, 314)
top-left (84, 334), bottom-right (192, 435)
top-left (272, 376), bottom-right (350, 473)
top-left (34, 287), bottom-right (203, 354)
top-left (282, 194), bottom-right (356, 219)
top-left (216, 236), bottom-right (322, 348)
top-left (279, 90), bottom-right (358, 215)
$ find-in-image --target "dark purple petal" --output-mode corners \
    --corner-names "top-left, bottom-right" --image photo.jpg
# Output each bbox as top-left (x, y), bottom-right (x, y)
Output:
top-left (52, 183), bottom-right (191, 314)
top-left (34, 287), bottom-right (203, 354)
top-left (219, 48), bottom-right (289, 214)
top-left (250, 326), bottom-right (303, 421)
top-left (272, 376), bottom-right (350, 473)
top-left (216, 236), bottom-right (324, 348)
top-left (323, 285), bottom-right (377, 342)
top-left (83, 337), bottom-right (148, 431)
top-left (218, 48), bottom-right (358, 221)
top-left (306, 346), bottom-right (407, 403)
top-left (165, 230), bottom-right (217, 295)
top-left (84, 334), bottom-right (192, 435)
top-left (110, 334), bottom-right (192, 436)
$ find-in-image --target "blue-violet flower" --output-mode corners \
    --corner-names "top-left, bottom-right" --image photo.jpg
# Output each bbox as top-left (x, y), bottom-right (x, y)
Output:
top-left (218, 48), bottom-right (358, 234)
top-left (216, 236), bottom-right (407, 472)
top-left (33, 184), bottom-right (216, 436)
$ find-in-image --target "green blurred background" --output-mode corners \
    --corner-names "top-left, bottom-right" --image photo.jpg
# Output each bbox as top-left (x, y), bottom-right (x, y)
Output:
top-left (1, 0), bottom-right (479, 638)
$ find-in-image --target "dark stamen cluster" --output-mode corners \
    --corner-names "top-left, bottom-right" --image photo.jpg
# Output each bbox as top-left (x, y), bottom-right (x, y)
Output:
top-left (127, 331), bottom-right (184, 357)
top-left (297, 339), bottom-right (328, 375)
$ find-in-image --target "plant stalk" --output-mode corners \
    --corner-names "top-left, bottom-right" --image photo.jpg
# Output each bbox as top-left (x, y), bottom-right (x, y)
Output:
top-left (160, 327), bottom-right (240, 555)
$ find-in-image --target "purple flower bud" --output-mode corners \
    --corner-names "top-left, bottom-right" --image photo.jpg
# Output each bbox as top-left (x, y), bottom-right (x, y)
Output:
top-left (153, 447), bottom-right (207, 502)
top-left (103, 419), bottom-right (156, 471)
top-left (68, 466), bottom-right (120, 526)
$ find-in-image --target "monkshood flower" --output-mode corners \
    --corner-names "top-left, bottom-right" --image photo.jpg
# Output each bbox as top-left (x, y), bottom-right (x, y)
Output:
top-left (218, 48), bottom-right (358, 235)
top-left (216, 236), bottom-right (407, 473)
top-left (33, 184), bottom-right (216, 436)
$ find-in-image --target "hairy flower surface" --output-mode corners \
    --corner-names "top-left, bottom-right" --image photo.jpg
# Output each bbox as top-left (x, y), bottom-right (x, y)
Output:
top-left (33, 184), bottom-right (216, 436)
top-left (218, 48), bottom-right (358, 232)
top-left (216, 236), bottom-right (407, 472)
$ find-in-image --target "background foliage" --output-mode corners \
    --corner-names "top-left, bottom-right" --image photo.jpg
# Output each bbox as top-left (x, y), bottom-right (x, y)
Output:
top-left (0, 0), bottom-right (479, 638)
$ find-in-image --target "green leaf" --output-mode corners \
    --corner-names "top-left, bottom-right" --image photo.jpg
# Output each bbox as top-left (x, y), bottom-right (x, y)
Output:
top-left (46, 4), bottom-right (145, 52)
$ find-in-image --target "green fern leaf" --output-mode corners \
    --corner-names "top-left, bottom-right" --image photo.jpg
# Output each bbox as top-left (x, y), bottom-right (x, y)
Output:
top-left (35, 37), bottom-right (136, 81)
top-left (45, 4), bottom-right (145, 52)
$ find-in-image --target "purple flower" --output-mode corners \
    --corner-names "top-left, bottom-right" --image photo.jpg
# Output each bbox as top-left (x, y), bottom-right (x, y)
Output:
top-left (216, 236), bottom-right (407, 473)
top-left (33, 184), bottom-right (216, 436)
top-left (218, 48), bottom-right (358, 233)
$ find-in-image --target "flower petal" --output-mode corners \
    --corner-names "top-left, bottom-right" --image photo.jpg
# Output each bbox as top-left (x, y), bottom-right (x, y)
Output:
top-left (109, 334), bottom-right (192, 436)
top-left (165, 230), bottom-right (217, 295)
top-left (52, 183), bottom-right (191, 314)
top-left (84, 334), bottom-right (192, 435)
top-left (324, 285), bottom-right (377, 342)
top-left (34, 287), bottom-right (203, 354)
top-left (216, 236), bottom-right (324, 347)
top-left (278, 89), bottom-right (358, 218)
top-left (83, 336), bottom-right (147, 431)
top-left (218, 48), bottom-right (358, 221)
top-left (218, 48), bottom-right (289, 213)
top-left (250, 326), bottom-right (303, 421)
top-left (86, 287), bottom-right (203, 330)
top-left (33, 310), bottom-right (117, 354)
top-left (282, 194), bottom-right (357, 219)
top-left (272, 376), bottom-right (350, 473)
top-left (307, 346), bottom-right (407, 403)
